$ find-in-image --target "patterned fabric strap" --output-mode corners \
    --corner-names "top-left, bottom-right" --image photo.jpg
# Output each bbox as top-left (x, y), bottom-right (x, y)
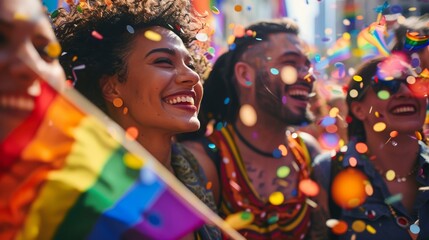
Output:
top-left (211, 126), bottom-right (311, 239)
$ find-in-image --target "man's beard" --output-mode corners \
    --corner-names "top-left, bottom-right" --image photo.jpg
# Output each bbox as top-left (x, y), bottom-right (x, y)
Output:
top-left (253, 70), bottom-right (314, 126)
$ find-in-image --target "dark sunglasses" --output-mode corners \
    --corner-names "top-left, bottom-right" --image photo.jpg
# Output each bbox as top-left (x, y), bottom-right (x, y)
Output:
top-left (356, 76), bottom-right (428, 100)
top-left (371, 77), bottom-right (410, 94)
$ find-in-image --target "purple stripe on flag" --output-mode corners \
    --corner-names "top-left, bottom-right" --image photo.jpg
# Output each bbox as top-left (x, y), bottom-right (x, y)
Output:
top-left (123, 188), bottom-right (205, 240)
top-left (88, 168), bottom-right (166, 239)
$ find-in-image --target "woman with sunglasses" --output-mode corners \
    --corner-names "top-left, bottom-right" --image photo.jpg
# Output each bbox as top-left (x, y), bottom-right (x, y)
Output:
top-left (310, 56), bottom-right (429, 240)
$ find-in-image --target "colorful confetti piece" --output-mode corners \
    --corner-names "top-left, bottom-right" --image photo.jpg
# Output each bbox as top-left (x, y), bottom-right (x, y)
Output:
top-left (91, 30), bottom-right (103, 40)
top-left (239, 104), bottom-right (257, 127)
top-left (144, 30), bottom-right (162, 41)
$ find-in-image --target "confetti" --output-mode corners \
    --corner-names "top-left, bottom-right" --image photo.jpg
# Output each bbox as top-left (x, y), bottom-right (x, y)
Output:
top-left (13, 12), bottom-right (29, 21)
top-left (125, 126), bottom-right (139, 140)
top-left (326, 219), bottom-right (339, 228)
top-left (229, 180), bottom-right (241, 191)
top-left (113, 97), bottom-right (123, 108)
top-left (270, 68), bottom-right (279, 75)
top-left (277, 166), bottom-right (291, 178)
top-left (366, 224), bottom-right (377, 234)
top-left (196, 32), bottom-right (209, 42)
top-left (349, 157), bottom-right (358, 167)
top-left (280, 66), bottom-right (298, 84)
top-left (211, 6), bottom-right (220, 15)
top-left (267, 214), bottom-right (279, 224)
top-left (123, 153), bottom-right (144, 169)
top-left (355, 142), bottom-right (368, 154)
top-left (415, 131), bottom-right (423, 140)
top-left (44, 42), bottom-right (62, 58)
top-left (306, 198), bottom-right (318, 208)
top-left (385, 170), bottom-right (396, 181)
top-left (384, 193), bottom-right (403, 204)
top-left (331, 220), bottom-right (348, 235)
top-left (373, 122), bottom-right (386, 132)
top-left (278, 144), bottom-right (288, 156)
top-left (343, 19), bottom-right (351, 26)
top-left (126, 25), bottom-right (135, 34)
top-left (349, 89), bottom-right (359, 98)
top-left (298, 179), bottom-right (319, 197)
top-left (365, 182), bottom-right (374, 196)
top-left (269, 191), bottom-right (284, 205)
top-left (320, 116), bottom-right (336, 127)
top-left (353, 75), bottom-right (363, 82)
top-left (377, 90), bottom-right (390, 100)
top-left (233, 25), bottom-right (245, 38)
top-left (234, 4), bottom-right (243, 12)
top-left (410, 224), bottom-right (420, 234)
top-left (144, 30), bottom-right (162, 41)
top-left (351, 220), bottom-right (366, 232)
top-left (239, 104), bottom-right (257, 127)
top-left (51, 10), bottom-right (59, 19)
top-left (222, 97), bottom-right (231, 105)
top-left (331, 168), bottom-right (368, 209)
top-left (91, 30), bottom-right (103, 40)
top-left (72, 64), bottom-right (86, 85)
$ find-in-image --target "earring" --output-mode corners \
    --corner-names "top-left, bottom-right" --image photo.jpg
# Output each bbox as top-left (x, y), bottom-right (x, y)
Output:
top-left (113, 97), bottom-right (123, 108)
top-left (112, 97), bottom-right (128, 115)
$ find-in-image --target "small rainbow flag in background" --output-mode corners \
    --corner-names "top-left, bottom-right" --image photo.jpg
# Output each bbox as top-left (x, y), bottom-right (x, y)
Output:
top-left (327, 33), bottom-right (351, 64)
top-left (357, 20), bottom-right (391, 60)
top-left (404, 31), bottom-right (429, 52)
top-left (0, 81), bottom-right (243, 240)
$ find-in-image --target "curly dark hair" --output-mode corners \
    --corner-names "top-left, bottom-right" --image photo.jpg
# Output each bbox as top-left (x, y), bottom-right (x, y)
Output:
top-left (52, 0), bottom-right (209, 112)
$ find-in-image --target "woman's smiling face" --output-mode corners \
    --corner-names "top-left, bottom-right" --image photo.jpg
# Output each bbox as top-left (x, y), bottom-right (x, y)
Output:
top-left (103, 26), bottom-right (203, 136)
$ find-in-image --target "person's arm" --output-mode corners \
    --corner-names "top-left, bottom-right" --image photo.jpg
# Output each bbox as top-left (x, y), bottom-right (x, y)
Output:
top-left (307, 152), bottom-right (332, 240)
top-left (180, 140), bottom-right (221, 206)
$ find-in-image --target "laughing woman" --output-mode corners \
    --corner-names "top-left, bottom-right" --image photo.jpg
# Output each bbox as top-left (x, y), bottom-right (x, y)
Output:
top-left (53, 0), bottom-right (219, 239)
top-left (311, 56), bottom-right (429, 240)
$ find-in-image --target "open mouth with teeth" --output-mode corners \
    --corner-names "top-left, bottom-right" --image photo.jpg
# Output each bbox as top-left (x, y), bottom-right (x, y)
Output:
top-left (164, 95), bottom-right (195, 106)
top-left (0, 95), bottom-right (35, 112)
top-left (287, 88), bottom-right (311, 101)
top-left (390, 104), bottom-right (417, 115)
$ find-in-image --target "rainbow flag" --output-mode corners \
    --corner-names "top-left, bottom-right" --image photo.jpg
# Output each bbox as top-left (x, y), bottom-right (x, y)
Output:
top-left (357, 20), bottom-right (391, 60)
top-left (0, 81), bottom-right (243, 240)
top-left (327, 33), bottom-right (351, 64)
top-left (404, 31), bottom-right (429, 52)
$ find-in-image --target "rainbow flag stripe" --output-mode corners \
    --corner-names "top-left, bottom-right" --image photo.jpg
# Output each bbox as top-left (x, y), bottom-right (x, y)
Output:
top-left (328, 36), bottom-right (351, 63)
top-left (404, 32), bottom-right (429, 52)
top-left (357, 22), bottom-right (391, 60)
top-left (0, 82), bottom-right (205, 240)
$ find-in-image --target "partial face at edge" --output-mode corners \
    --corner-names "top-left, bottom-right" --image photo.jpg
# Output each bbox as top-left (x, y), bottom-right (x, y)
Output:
top-left (0, 0), bottom-right (65, 140)
top-left (353, 81), bottom-right (427, 136)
